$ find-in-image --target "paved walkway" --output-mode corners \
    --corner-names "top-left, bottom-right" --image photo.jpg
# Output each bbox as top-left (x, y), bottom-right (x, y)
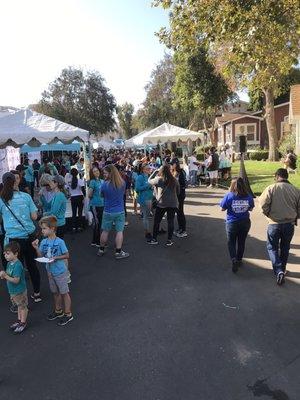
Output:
top-left (1, 187), bottom-right (300, 400)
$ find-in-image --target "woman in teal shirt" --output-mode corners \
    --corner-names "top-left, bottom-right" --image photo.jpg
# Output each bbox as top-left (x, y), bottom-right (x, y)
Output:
top-left (88, 166), bottom-right (104, 246)
top-left (135, 163), bottom-right (153, 242)
top-left (0, 171), bottom-right (41, 301)
top-left (46, 175), bottom-right (67, 238)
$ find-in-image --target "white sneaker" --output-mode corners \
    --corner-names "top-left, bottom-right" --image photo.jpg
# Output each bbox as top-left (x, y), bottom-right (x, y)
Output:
top-left (177, 231), bottom-right (188, 238)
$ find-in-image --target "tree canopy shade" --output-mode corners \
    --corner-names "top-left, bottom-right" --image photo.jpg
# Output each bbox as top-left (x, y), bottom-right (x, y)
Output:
top-left (34, 67), bottom-right (116, 135)
top-left (154, 0), bottom-right (300, 160)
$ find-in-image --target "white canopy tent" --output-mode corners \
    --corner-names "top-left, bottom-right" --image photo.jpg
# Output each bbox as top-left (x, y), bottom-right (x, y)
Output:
top-left (142, 123), bottom-right (204, 145)
top-left (0, 108), bottom-right (89, 148)
top-left (124, 129), bottom-right (152, 148)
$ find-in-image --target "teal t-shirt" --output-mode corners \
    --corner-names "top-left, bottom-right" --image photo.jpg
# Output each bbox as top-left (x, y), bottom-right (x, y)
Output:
top-left (135, 174), bottom-right (153, 205)
top-left (89, 179), bottom-right (104, 207)
top-left (0, 191), bottom-right (37, 240)
top-left (45, 192), bottom-right (67, 227)
top-left (39, 237), bottom-right (68, 276)
top-left (6, 259), bottom-right (27, 295)
top-left (25, 165), bottom-right (34, 183)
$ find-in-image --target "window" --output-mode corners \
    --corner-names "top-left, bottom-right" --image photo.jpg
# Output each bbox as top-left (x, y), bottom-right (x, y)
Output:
top-left (281, 116), bottom-right (291, 138)
top-left (235, 123), bottom-right (257, 142)
top-left (225, 125), bottom-right (232, 143)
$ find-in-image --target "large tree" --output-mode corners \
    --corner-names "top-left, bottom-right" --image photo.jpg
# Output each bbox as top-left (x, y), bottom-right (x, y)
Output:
top-left (117, 103), bottom-right (135, 139)
top-left (134, 53), bottom-right (190, 130)
top-left (173, 47), bottom-right (234, 143)
top-left (34, 67), bottom-right (116, 134)
top-left (154, 0), bottom-right (300, 160)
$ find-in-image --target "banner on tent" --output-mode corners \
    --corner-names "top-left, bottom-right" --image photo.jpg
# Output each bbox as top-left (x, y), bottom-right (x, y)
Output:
top-left (27, 151), bottom-right (41, 164)
top-left (7, 146), bottom-right (20, 170)
top-left (0, 146), bottom-right (20, 181)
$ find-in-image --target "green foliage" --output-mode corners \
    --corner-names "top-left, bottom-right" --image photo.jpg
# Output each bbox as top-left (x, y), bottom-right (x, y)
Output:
top-left (249, 67), bottom-right (300, 111)
top-left (173, 46), bottom-right (233, 142)
top-left (278, 131), bottom-right (296, 156)
top-left (248, 150), bottom-right (269, 161)
top-left (117, 103), bottom-right (135, 139)
top-left (195, 145), bottom-right (209, 161)
top-left (133, 54), bottom-right (190, 131)
top-left (173, 47), bottom-right (232, 112)
top-left (33, 67), bottom-right (116, 134)
top-left (154, 0), bottom-right (300, 161)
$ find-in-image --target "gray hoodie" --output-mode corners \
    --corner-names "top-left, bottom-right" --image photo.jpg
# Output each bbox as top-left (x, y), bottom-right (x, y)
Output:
top-left (148, 173), bottom-right (180, 209)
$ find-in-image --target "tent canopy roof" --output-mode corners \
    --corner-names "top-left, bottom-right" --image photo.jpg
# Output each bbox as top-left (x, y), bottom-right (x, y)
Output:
top-left (124, 129), bottom-right (151, 147)
top-left (0, 109), bottom-right (89, 148)
top-left (142, 123), bottom-right (204, 145)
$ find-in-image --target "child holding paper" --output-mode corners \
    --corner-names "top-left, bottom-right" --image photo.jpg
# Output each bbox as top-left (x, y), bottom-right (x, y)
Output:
top-left (32, 216), bottom-right (73, 326)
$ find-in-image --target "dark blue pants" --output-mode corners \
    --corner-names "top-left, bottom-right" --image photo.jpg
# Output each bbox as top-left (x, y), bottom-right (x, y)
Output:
top-left (226, 219), bottom-right (251, 261)
top-left (267, 223), bottom-right (295, 275)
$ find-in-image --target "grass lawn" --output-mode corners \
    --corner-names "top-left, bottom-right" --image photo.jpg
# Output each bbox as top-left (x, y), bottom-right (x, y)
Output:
top-left (225, 161), bottom-right (300, 195)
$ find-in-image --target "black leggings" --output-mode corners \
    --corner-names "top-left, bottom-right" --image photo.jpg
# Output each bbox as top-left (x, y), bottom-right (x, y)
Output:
top-left (56, 225), bottom-right (66, 239)
top-left (177, 195), bottom-right (186, 232)
top-left (9, 237), bottom-right (40, 294)
top-left (153, 207), bottom-right (176, 240)
top-left (71, 195), bottom-right (84, 229)
top-left (90, 206), bottom-right (104, 244)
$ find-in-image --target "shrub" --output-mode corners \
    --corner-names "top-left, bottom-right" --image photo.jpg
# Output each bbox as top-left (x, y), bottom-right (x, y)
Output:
top-left (248, 150), bottom-right (269, 161)
top-left (196, 153), bottom-right (205, 161)
top-left (279, 131), bottom-right (296, 156)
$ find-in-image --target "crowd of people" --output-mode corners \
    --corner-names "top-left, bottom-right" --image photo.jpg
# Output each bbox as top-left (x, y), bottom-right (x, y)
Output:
top-left (0, 146), bottom-right (299, 335)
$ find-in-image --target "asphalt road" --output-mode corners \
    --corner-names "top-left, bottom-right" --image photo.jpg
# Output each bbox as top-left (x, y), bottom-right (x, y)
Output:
top-left (1, 187), bottom-right (300, 400)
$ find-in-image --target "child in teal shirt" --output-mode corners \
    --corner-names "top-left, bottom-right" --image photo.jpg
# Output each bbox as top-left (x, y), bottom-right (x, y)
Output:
top-left (0, 241), bottom-right (28, 334)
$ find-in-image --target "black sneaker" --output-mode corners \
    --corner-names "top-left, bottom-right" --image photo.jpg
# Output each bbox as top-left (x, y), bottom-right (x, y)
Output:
top-left (57, 314), bottom-right (74, 326)
top-left (166, 240), bottom-right (174, 247)
top-left (47, 310), bottom-right (64, 321)
top-left (115, 250), bottom-right (130, 259)
top-left (232, 260), bottom-right (239, 273)
top-left (277, 272), bottom-right (285, 285)
top-left (13, 322), bottom-right (27, 334)
top-left (147, 238), bottom-right (158, 245)
top-left (9, 320), bottom-right (20, 330)
top-left (97, 248), bottom-right (105, 256)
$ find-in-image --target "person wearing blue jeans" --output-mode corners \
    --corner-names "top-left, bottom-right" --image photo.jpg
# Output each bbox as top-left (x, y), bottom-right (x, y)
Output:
top-left (259, 168), bottom-right (300, 285)
top-left (267, 223), bottom-right (294, 276)
top-left (220, 177), bottom-right (254, 273)
top-left (135, 164), bottom-right (153, 242)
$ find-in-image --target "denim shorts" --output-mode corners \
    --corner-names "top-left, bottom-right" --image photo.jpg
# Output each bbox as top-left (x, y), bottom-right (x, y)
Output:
top-left (101, 212), bottom-right (125, 232)
top-left (48, 271), bottom-right (69, 294)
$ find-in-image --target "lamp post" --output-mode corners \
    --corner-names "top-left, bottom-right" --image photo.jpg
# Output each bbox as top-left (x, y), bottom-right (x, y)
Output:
top-left (239, 152), bottom-right (255, 198)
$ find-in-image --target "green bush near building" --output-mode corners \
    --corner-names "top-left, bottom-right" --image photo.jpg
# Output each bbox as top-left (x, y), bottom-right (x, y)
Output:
top-left (248, 150), bottom-right (269, 161)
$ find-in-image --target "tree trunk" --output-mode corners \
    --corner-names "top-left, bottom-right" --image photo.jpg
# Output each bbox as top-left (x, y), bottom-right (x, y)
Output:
top-left (263, 87), bottom-right (279, 161)
top-left (203, 108), bottom-right (217, 147)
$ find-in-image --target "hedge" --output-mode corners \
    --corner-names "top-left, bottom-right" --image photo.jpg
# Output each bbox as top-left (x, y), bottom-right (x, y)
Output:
top-left (248, 150), bottom-right (269, 161)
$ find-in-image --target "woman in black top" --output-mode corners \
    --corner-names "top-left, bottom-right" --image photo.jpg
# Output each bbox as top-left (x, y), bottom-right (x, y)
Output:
top-left (148, 165), bottom-right (180, 246)
top-left (171, 161), bottom-right (187, 237)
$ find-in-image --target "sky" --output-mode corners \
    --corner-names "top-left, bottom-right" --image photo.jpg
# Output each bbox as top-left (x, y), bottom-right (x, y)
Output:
top-left (0, 0), bottom-right (169, 110)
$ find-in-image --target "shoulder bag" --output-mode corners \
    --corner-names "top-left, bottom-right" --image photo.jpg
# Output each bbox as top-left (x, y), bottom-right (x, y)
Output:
top-left (3, 200), bottom-right (38, 242)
